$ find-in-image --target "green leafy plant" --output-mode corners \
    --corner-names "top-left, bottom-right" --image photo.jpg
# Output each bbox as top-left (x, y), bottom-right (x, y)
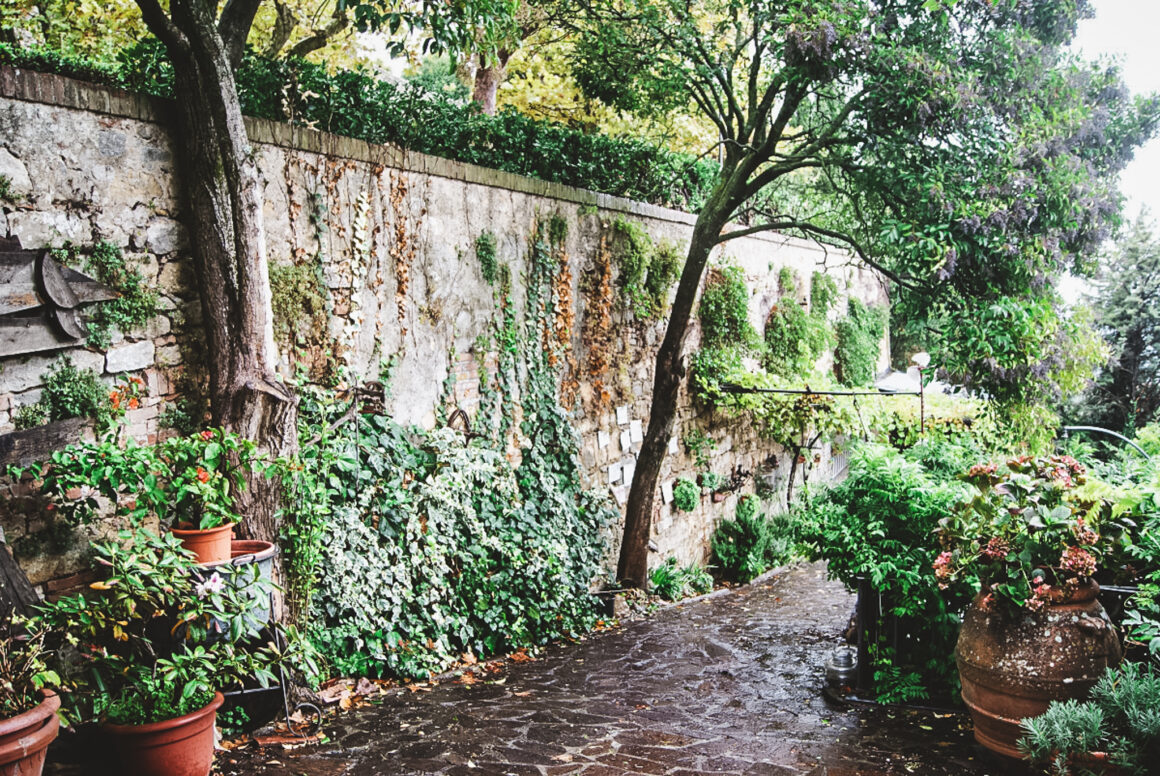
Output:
top-left (610, 219), bottom-right (680, 319)
top-left (1019, 663), bottom-right (1160, 776)
top-left (672, 477), bottom-right (700, 512)
top-left (0, 173), bottom-right (14, 202)
top-left (36, 527), bottom-right (317, 725)
top-left (710, 495), bottom-right (795, 583)
top-left (935, 455), bottom-right (1132, 614)
top-left (834, 298), bottom-right (887, 387)
top-left (12, 356), bottom-right (109, 432)
top-left (50, 242), bottom-right (158, 350)
top-left (682, 428), bottom-right (717, 469)
top-left (797, 442), bottom-right (975, 702)
top-left (699, 263), bottom-right (755, 349)
top-left (649, 557), bottom-right (713, 601)
top-left (475, 231), bottom-right (499, 286)
top-left (27, 427), bottom-right (261, 530)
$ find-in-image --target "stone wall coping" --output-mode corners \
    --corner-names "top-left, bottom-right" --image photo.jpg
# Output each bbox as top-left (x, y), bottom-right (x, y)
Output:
top-left (0, 64), bottom-right (836, 256)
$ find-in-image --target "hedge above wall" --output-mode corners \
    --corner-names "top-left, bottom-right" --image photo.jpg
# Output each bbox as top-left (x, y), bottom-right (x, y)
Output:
top-left (0, 42), bottom-right (719, 213)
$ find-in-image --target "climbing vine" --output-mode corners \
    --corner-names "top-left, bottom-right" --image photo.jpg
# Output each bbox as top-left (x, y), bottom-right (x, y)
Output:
top-left (763, 271), bottom-right (835, 379)
top-left (834, 298), bottom-right (888, 387)
top-left (475, 231), bottom-right (498, 286)
top-left (610, 218), bottom-right (681, 320)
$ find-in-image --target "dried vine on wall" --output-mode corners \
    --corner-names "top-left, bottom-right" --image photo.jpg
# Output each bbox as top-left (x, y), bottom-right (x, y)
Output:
top-left (581, 234), bottom-right (615, 414)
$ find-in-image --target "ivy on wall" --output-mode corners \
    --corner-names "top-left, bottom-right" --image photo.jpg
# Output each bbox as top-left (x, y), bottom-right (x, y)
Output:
top-left (610, 218), bottom-right (681, 320)
top-left (763, 271), bottom-right (835, 379)
top-left (280, 221), bottom-right (617, 678)
top-left (834, 298), bottom-right (888, 387)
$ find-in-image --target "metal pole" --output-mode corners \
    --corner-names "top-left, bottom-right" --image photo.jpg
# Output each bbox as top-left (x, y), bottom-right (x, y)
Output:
top-left (918, 367), bottom-right (925, 434)
top-left (1061, 426), bottom-right (1152, 462)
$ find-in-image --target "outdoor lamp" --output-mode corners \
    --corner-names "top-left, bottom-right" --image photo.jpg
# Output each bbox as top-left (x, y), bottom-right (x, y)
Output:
top-left (912, 352), bottom-right (931, 432)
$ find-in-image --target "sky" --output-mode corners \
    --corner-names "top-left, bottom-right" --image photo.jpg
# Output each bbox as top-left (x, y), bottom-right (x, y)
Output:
top-left (1072, 0), bottom-right (1160, 221)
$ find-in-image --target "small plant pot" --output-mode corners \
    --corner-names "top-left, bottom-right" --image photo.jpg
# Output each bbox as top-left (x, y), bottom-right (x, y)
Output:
top-left (0, 690), bottom-right (60, 776)
top-left (171, 523), bottom-right (235, 564)
top-left (103, 692), bottom-right (223, 776)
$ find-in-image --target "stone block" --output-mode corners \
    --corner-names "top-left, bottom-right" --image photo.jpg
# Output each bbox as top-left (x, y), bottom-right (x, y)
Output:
top-left (7, 209), bottom-right (91, 248)
top-left (0, 147), bottom-right (32, 195)
top-left (145, 217), bottom-right (186, 255)
top-left (106, 340), bottom-right (155, 373)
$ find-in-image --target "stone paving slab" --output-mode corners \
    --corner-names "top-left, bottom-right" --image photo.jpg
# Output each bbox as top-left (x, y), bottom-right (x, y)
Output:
top-left (219, 563), bottom-right (1008, 776)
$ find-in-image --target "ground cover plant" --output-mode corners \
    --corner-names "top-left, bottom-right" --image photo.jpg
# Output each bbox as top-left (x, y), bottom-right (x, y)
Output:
top-left (278, 225), bottom-right (617, 679)
top-left (650, 558), bottom-right (713, 601)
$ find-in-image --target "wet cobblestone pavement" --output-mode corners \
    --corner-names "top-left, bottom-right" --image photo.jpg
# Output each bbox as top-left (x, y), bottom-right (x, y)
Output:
top-left (221, 563), bottom-right (1006, 776)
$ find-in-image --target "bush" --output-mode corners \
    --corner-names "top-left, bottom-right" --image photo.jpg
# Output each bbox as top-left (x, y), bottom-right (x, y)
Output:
top-left (710, 495), bottom-right (797, 583)
top-left (796, 441), bottom-right (977, 703)
top-left (650, 558), bottom-right (714, 601)
top-left (1020, 663), bottom-right (1160, 776)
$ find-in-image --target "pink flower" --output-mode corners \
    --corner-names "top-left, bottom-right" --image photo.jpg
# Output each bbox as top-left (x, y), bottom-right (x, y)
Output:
top-left (1059, 546), bottom-right (1097, 578)
top-left (981, 537), bottom-right (1009, 560)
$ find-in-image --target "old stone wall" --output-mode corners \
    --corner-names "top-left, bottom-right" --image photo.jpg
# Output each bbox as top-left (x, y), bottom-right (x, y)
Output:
top-left (0, 66), bottom-right (888, 589)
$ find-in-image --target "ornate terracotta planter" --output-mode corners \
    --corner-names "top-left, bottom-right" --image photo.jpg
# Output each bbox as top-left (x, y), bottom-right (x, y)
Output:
top-left (171, 523), bottom-right (235, 564)
top-left (103, 692), bottom-right (223, 776)
top-left (0, 690), bottom-right (60, 776)
top-left (956, 580), bottom-right (1121, 759)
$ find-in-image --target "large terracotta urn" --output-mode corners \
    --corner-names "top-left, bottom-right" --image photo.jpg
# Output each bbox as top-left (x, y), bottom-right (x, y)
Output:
top-left (955, 580), bottom-right (1120, 759)
top-left (103, 692), bottom-right (223, 776)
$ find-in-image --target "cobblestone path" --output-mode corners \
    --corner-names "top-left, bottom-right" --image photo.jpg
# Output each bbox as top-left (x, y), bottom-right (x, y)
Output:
top-left (221, 563), bottom-right (1003, 776)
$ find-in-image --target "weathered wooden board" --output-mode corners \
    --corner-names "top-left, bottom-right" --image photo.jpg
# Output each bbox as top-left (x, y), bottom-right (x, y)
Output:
top-left (0, 316), bottom-right (79, 357)
top-left (0, 416), bottom-right (94, 468)
top-left (0, 542), bottom-right (39, 620)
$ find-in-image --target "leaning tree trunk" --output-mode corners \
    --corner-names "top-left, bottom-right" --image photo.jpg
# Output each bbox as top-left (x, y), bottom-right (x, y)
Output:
top-left (618, 196), bottom-right (732, 588)
top-left (472, 49), bottom-right (510, 115)
top-left (144, 1), bottom-right (298, 550)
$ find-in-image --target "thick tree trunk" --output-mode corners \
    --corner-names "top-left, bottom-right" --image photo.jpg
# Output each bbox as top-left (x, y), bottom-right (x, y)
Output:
top-left (472, 50), bottom-right (510, 115)
top-left (617, 197), bottom-right (732, 588)
top-left (146, 1), bottom-right (298, 550)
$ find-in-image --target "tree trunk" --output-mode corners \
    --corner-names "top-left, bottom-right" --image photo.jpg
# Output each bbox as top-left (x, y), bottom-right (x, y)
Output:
top-left (617, 197), bottom-right (731, 588)
top-left (145, 1), bottom-right (298, 550)
top-left (472, 50), bottom-right (510, 115)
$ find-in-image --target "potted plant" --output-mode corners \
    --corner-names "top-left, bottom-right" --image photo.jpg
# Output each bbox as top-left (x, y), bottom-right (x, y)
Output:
top-left (25, 427), bottom-right (261, 563)
top-left (935, 455), bottom-right (1129, 759)
top-left (1018, 662), bottom-right (1159, 776)
top-left (0, 618), bottom-right (61, 776)
top-left (37, 528), bottom-right (316, 776)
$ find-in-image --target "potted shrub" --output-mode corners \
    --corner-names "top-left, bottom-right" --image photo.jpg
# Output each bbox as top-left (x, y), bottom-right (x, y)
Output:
top-left (37, 528), bottom-right (316, 776)
top-left (0, 618), bottom-right (61, 776)
top-left (1018, 662), bottom-right (1160, 776)
top-left (26, 427), bottom-right (261, 563)
top-left (936, 455), bottom-right (1130, 759)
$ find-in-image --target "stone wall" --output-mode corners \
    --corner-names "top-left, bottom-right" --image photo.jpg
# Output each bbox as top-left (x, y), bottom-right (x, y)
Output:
top-left (0, 66), bottom-right (888, 588)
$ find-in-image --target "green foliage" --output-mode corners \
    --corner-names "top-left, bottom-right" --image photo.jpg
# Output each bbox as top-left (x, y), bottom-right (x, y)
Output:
top-left (13, 356), bottom-right (119, 432)
top-left (474, 231), bottom-right (499, 286)
top-left (763, 273), bottom-right (836, 379)
top-left (796, 442), bottom-right (976, 702)
top-left (699, 263), bottom-right (755, 349)
top-left (1019, 663), bottom-right (1160, 776)
top-left (682, 428), bottom-right (717, 469)
top-left (649, 557), bottom-right (713, 601)
top-left (689, 344), bottom-right (745, 401)
top-left (405, 55), bottom-right (470, 101)
top-left (709, 495), bottom-right (797, 584)
top-left (50, 241), bottom-right (158, 350)
top-left (0, 42), bottom-right (718, 212)
top-left (28, 428), bottom-right (261, 531)
top-left (610, 219), bottom-right (680, 319)
top-left (777, 267), bottom-right (797, 296)
top-left (833, 298), bottom-right (887, 387)
top-left (672, 478), bottom-right (700, 512)
top-left (293, 227), bottom-right (616, 679)
top-left (36, 528), bottom-right (317, 724)
top-left (269, 260), bottom-right (329, 351)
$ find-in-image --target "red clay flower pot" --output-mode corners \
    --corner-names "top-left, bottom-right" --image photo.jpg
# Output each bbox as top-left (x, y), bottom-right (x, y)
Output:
top-left (0, 690), bottom-right (60, 776)
top-left (956, 580), bottom-right (1121, 760)
top-left (102, 692), bottom-right (223, 776)
top-left (171, 523), bottom-right (235, 564)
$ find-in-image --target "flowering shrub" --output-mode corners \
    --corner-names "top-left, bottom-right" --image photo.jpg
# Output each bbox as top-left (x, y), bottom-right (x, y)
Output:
top-left (935, 455), bottom-right (1130, 613)
top-left (26, 428), bottom-right (261, 530)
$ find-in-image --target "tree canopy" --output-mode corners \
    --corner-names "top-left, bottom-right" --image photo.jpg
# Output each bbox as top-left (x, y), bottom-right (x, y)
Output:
top-left (567, 0), bottom-right (1160, 585)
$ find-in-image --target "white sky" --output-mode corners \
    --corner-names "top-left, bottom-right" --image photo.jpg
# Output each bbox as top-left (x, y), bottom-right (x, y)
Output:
top-left (1072, 0), bottom-right (1160, 221)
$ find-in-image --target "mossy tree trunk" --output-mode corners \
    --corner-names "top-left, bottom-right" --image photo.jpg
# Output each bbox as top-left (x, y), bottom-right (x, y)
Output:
top-left (134, 0), bottom-right (297, 550)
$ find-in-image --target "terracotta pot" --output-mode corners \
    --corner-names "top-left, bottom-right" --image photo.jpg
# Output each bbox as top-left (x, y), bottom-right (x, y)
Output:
top-left (0, 690), bottom-right (60, 776)
top-left (171, 523), bottom-right (235, 564)
top-left (103, 692), bottom-right (223, 776)
top-left (956, 580), bottom-right (1121, 759)
top-left (1068, 751), bottom-right (1127, 776)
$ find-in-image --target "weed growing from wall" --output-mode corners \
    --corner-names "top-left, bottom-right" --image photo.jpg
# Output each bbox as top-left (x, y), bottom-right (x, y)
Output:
top-left (53, 242), bottom-right (157, 349)
top-left (475, 231), bottom-right (498, 286)
top-left (13, 356), bottom-right (119, 432)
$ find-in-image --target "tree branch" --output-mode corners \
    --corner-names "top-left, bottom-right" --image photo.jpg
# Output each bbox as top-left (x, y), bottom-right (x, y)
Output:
top-left (133, 0), bottom-right (189, 56)
top-left (219, 0), bottom-right (263, 70)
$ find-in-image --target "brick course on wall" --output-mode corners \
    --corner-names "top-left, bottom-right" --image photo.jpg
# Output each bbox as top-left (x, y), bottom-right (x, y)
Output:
top-left (0, 66), bottom-right (889, 590)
